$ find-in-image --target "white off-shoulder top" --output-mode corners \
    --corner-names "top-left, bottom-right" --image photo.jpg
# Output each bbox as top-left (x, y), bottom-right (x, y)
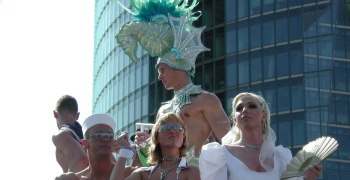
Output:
top-left (199, 142), bottom-right (302, 180)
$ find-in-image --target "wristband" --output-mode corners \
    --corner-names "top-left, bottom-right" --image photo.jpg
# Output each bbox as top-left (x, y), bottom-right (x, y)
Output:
top-left (119, 147), bottom-right (136, 159)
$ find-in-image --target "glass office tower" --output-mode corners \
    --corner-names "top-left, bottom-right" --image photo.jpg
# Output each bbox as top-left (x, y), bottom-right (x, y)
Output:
top-left (93, 0), bottom-right (152, 134)
top-left (94, 0), bottom-right (350, 179)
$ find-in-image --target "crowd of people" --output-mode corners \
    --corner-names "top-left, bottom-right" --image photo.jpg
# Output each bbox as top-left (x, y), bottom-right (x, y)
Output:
top-left (53, 92), bottom-right (323, 180)
top-left (53, 1), bottom-right (324, 179)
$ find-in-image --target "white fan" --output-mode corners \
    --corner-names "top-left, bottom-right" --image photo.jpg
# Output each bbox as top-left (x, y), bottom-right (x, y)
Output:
top-left (281, 136), bottom-right (338, 179)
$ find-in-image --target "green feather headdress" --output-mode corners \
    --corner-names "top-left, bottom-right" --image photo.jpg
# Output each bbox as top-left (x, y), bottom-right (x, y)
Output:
top-left (117, 0), bottom-right (201, 22)
top-left (116, 0), bottom-right (209, 77)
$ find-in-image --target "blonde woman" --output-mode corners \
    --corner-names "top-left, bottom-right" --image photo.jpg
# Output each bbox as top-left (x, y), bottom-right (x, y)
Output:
top-left (199, 92), bottom-right (323, 180)
top-left (111, 112), bottom-right (200, 180)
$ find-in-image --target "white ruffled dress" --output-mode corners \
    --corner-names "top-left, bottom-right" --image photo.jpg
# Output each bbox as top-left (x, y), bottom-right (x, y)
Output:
top-left (199, 142), bottom-right (301, 180)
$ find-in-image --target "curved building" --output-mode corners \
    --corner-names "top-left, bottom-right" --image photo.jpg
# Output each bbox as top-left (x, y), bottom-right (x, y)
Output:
top-left (93, 0), bottom-right (350, 178)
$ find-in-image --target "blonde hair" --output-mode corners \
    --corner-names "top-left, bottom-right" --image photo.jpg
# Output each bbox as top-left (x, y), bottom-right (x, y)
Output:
top-left (231, 92), bottom-right (271, 142)
top-left (147, 112), bottom-right (188, 165)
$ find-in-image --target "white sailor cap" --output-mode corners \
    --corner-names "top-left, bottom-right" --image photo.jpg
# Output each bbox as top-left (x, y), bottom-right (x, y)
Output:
top-left (82, 114), bottom-right (116, 135)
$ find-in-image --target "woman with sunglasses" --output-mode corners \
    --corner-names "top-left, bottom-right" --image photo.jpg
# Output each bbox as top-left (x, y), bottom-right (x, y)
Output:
top-left (110, 112), bottom-right (200, 180)
top-left (199, 92), bottom-right (323, 180)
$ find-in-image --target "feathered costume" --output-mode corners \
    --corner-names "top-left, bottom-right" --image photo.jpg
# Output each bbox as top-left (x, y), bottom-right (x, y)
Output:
top-left (116, 0), bottom-right (210, 167)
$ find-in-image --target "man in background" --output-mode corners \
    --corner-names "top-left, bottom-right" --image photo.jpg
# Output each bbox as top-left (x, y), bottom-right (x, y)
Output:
top-left (52, 95), bottom-right (88, 173)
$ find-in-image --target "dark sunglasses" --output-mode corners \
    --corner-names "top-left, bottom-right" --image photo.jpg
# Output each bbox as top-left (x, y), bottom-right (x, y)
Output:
top-left (88, 132), bottom-right (114, 140)
top-left (158, 124), bottom-right (184, 133)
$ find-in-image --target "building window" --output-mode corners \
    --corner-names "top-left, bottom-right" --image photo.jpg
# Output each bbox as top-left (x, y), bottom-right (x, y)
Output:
top-left (215, 27), bottom-right (225, 57)
top-left (263, 0), bottom-right (274, 13)
top-left (306, 107), bottom-right (320, 123)
top-left (238, 53), bottom-right (249, 84)
top-left (335, 94), bottom-right (349, 125)
top-left (277, 79), bottom-right (290, 112)
top-left (292, 112), bottom-right (306, 145)
top-left (303, 6), bottom-right (318, 38)
top-left (215, 0), bottom-right (225, 25)
top-left (307, 124), bottom-right (321, 142)
top-left (238, 20), bottom-right (249, 51)
top-left (289, 9), bottom-right (302, 41)
top-left (204, 30), bottom-right (214, 61)
top-left (226, 23), bottom-right (237, 54)
top-left (290, 43), bottom-right (303, 74)
top-left (250, 83), bottom-right (263, 94)
top-left (204, 63), bottom-right (214, 91)
top-left (226, 55), bottom-right (237, 88)
top-left (204, 0), bottom-right (214, 27)
top-left (136, 61), bottom-right (142, 89)
top-left (238, 0), bottom-right (248, 19)
top-left (194, 65), bottom-right (203, 87)
top-left (263, 47), bottom-right (275, 79)
top-left (276, 45), bottom-right (289, 77)
top-left (250, 0), bottom-right (261, 15)
top-left (263, 81), bottom-right (276, 113)
top-left (250, 17), bottom-right (262, 49)
top-left (276, 11), bottom-right (288, 43)
top-left (142, 58), bottom-right (149, 86)
top-left (318, 3), bottom-right (332, 35)
top-left (226, 89), bottom-right (238, 117)
top-left (251, 50), bottom-right (262, 82)
top-left (318, 36), bottom-right (333, 57)
top-left (278, 113), bottom-right (291, 146)
top-left (142, 87), bottom-right (149, 117)
top-left (129, 94), bottom-right (135, 122)
top-left (226, 0), bottom-right (236, 22)
top-left (263, 14), bottom-right (275, 46)
top-left (215, 59), bottom-right (225, 90)
top-left (291, 77), bottom-right (304, 109)
top-left (334, 61), bottom-right (347, 91)
top-left (135, 90), bottom-right (141, 119)
top-left (276, 0), bottom-right (287, 9)
top-left (123, 99), bottom-right (128, 126)
top-left (305, 91), bottom-right (320, 108)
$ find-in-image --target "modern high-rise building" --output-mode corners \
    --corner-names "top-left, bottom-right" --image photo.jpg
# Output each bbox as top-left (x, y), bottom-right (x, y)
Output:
top-left (93, 0), bottom-right (350, 179)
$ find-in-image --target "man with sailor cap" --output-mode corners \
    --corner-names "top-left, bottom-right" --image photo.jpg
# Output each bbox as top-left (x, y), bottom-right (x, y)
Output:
top-left (55, 114), bottom-right (134, 180)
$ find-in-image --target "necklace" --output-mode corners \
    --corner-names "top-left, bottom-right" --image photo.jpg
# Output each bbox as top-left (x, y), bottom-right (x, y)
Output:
top-left (244, 143), bottom-right (260, 152)
top-left (163, 82), bottom-right (203, 114)
top-left (159, 160), bottom-right (180, 180)
top-left (161, 157), bottom-right (181, 161)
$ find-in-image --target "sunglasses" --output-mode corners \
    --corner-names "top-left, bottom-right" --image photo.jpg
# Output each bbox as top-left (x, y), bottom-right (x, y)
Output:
top-left (158, 124), bottom-right (184, 133)
top-left (88, 132), bottom-right (114, 140)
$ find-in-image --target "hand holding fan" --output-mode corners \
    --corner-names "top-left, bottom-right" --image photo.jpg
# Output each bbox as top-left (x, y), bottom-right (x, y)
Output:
top-left (281, 136), bottom-right (338, 179)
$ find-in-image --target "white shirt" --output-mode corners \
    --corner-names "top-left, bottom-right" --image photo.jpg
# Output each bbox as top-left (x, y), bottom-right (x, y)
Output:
top-left (199, 142), bottom-right (302, 180)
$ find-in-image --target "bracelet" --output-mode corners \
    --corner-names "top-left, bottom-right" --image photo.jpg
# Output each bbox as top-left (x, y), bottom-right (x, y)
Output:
top-left (119, 146), bottom-right (136, 159)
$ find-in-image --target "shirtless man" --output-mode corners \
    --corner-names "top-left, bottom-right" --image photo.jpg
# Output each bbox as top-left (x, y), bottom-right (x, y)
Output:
top-left (55, 114), bottom-right (130, 180)
top-left (116, 0), bottom-right (230, 161)
top-left (52, 95), bottom-right (89, 173)
top-left (154, 62), bottom-right (231, 157)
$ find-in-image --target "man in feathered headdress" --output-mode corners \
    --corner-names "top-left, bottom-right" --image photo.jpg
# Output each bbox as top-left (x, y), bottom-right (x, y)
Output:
top-left (116, 0), bottom-right (231, 165)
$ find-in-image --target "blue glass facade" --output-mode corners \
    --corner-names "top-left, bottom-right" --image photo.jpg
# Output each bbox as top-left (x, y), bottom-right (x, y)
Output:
top-left (94, 0), bottom-right (350, 178)
top-left (93, 0), bottom-right (152, 135)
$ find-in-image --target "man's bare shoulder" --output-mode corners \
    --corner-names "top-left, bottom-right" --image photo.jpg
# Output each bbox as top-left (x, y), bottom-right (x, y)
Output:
top-left (52, 130), bottom-right (84, 154)
top-left (52, 130), bottom-right (73, 143)
top-left (192, 91), bottom-right (221, 105)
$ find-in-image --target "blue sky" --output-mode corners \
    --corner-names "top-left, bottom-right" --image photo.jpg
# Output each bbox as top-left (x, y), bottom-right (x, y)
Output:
top-left (0, 0), bottom-right (94, 178)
